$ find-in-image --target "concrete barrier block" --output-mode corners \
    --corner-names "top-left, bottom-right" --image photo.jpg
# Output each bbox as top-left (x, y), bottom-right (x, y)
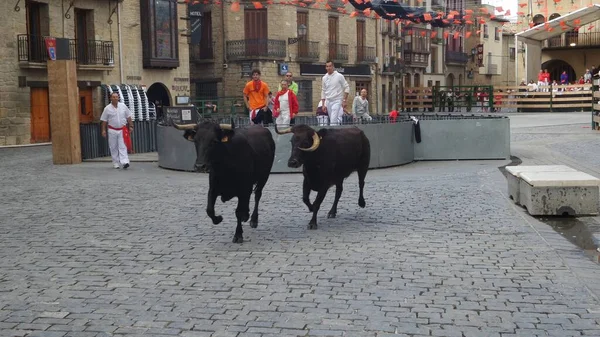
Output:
top-left (505, 165), bottom-right (576, 204)
top-left (518, 171), bottom-right (600, 216)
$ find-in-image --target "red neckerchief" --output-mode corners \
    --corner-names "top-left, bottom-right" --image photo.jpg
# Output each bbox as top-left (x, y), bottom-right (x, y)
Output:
top-left (278, 89), bottom-right (288, 96)
top-left (253, 80), bottom-right (262, 92)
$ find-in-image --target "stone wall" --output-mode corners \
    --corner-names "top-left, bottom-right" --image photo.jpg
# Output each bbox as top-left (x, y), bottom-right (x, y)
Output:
top-left (0, 0), bottom-right (190, 146)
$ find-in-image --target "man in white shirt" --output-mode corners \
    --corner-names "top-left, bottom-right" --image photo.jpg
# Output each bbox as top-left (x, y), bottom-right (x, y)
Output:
top-left (321, 60), bottom-right (350, 126)
top-left (100, 92), bottom-right (134, 169)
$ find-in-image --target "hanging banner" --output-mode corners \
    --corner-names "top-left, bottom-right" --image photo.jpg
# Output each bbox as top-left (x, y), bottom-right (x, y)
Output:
top-left (189, 3), bottom-right (203, 45)
top-left (45, 38), bottom-right (57, 61)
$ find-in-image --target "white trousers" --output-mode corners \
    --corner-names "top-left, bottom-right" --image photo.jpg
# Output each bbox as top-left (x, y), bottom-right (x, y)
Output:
top-left (108, 128), bottom-right (129, 165)
top-left (317, 115), bottom-right (329, 126)
top-left (275, 110), bottom-right (290, 127)
top-left (327, 100), bottom-right (344, 126)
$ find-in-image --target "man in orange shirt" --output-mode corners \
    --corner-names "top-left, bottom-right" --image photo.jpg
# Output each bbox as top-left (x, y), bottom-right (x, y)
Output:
top-left (243, 69), bottom-right (270, 125)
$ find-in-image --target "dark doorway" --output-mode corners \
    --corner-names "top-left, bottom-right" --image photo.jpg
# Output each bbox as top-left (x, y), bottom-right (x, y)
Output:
top-left (147, 83), bottom-right (171, 122)
top-left (541, 59), bottom-right (576, 84)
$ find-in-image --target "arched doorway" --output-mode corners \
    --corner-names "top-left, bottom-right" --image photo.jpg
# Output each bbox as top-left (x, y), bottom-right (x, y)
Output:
top-left (147, 82), bottom-right (171, 107)
top-left (147, 82), bottom-right (171, 122)
top-left (446, 73), bottom-right (455, 87)
top-left (533, 14), bottom-right (545, 26)
top-left (541, 59), bottom-right (576, 84)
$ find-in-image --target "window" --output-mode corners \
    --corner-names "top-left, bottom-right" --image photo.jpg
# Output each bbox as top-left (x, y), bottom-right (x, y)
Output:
top-left (483, 24), bottom-right (489, 39)
top-left (509, 47), bottom-right (515, 60)
top-left (494, 27), bottom-right (500, 41)
top-left (199, 12), bottom-right (213, 58)
top-left (140, 0), bottom-right (179, 69)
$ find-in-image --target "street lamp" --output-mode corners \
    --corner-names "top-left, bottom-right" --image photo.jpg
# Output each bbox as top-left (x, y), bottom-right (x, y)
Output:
top-left (288, 24), bottom-right (308, 45)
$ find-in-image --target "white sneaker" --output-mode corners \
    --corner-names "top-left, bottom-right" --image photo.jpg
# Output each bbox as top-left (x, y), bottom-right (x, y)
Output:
top-left (113, 163), bottom-right (120, 169)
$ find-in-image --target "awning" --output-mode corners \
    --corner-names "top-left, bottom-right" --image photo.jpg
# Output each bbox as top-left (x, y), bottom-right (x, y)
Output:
top-left (516, 4), bottom-right (600, 44)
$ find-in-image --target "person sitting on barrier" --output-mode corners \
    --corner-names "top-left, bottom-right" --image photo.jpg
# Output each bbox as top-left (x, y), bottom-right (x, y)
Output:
top-left (243, 69), bottom-right (270, 125)
top-left (352, 89), bottom-right (373, 123)
top-left (272, 80), bottom-right (299, 128)
top-left (316, 100), bottom-right (329, 126)
top-left (389, 109), bottom-right (398, 123)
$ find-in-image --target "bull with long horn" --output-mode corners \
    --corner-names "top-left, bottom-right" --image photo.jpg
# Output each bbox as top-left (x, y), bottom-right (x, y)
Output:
top-left (172, 120), bottom-right (276, 243)
top-left (274, 123), bottom-right (371, 230)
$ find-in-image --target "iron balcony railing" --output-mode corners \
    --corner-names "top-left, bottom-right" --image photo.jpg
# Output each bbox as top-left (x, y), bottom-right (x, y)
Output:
top-left (226, 39), bottom-right (286, 60)
top-left (297, 40), bottom-right (320, 61)
top-left (328, 43), bottom-right (348, 63)
top-left (190, 44), bottom-right (214, 61)
top-left (70, 39), bottom-right (114, 65)
top-left (17, 34), bottom-right (114, 65)
top-left (382, 61), bottom-right (404, 74)
top-left (544, 32), bottom-right (600, 49)
top-left (357, 46), bottom-right (376, 63)
top-left (445, 50), bottom-right (469, 64)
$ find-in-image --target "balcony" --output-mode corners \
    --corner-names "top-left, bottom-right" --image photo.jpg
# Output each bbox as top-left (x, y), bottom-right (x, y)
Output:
top-left (445, 51), bottom-right (468, 64)
top-left (543, 32), bottom-right (600, 49)
top-left (226, 39), bottom-right (286, 61)
top-left (382, 58), bottom-right (404, 74)
top-left (328, 43), bottom-right (348, 63)
top-left (17, 34), bottom-right (114, 69)
top-left (404, 52), bottom-right (428, 68)
top-left (297, 41), bottom-right (320, 62)
top-left (357, 46), bottom-right (375, 63)
top-left (190, 44), bottom-right (214, 63)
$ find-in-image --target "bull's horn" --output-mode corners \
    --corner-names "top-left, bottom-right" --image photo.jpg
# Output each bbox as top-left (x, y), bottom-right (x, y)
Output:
top-left (219, 124), bottom-right (233, 130)
top-left (274, 124), bottom-right (292, 134)
top-left (299, 132), bottom-right (320, 152)
top-left (173, 122), bottom-right (197, 130)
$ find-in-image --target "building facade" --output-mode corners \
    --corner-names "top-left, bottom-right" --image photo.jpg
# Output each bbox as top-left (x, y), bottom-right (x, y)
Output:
top-left (1, 0), bottom-right (190, 146)
top-left (516, 0), bottom-right (600, 83)
top-left (465, 8), bottom-right (509, 85)
top-left (190, 2), bottom-right (378, 115)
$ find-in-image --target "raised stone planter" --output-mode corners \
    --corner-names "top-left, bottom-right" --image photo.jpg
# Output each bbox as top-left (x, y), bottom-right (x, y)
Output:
top-left (505, 165), bottom-right (577, 204)
top-left (518, 171), bottom-right (600, 216)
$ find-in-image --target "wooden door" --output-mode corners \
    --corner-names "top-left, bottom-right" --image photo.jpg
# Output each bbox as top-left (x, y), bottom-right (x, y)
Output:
top-left (297, 12), bottom-right (308, 58)
top-left (78, 87), bottom-right (94, 124)
top-left (356, 20), bottom-right (365, 62)
top-left (30, 87), bottom-right (50, 143)
top-left (328, 17), bottom-right (338, 60)
top-left (244, 9), bottom-right (267, 56)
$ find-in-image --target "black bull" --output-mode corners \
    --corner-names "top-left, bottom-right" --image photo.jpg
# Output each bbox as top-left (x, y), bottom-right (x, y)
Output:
top-left (173, 121), bottom-right (275, 243)
top-left (275, 124), bottom-right (371, 229)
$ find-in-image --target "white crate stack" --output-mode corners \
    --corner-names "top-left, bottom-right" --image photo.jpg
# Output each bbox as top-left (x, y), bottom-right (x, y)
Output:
top-left (101, 84), bottom-right (156, 121)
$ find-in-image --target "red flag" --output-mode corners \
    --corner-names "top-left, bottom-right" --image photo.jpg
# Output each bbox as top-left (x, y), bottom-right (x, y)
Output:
top-left (252, 1), bottom-right (263, 9)
top-left (231, 2), bottom-right (240, 11)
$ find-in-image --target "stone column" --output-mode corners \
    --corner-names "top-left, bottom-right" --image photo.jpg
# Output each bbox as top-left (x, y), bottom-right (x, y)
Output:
top-left (524, 41), bottom-right (542, 84)
top-left (48, 60), bottom-right (82, 164)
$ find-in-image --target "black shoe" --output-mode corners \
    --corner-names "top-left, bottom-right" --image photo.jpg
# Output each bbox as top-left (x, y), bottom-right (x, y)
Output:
top-left (123, 163), bottom-right (130, 169)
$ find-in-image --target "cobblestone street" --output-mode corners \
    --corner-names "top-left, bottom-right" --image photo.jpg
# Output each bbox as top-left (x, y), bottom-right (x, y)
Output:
top-left (2, 113), bottom-right (600, 336)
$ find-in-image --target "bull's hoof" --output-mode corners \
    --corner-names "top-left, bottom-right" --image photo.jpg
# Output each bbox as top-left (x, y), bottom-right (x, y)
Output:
top-left (308, 222), bottom-right (318, 230)
top-left (358, 198), bottom-right (366, 208)
top-left (327, 212), bottom-right (336, 218)
top-left (212, 215), bottom-right (223, 225)
top-left (232, 236), bottom-right (244, 243)
top-left (249, 220), bottom-right (258, 228)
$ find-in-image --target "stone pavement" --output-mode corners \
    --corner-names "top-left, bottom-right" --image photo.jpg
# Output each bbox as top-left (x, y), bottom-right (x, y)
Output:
top-left (2, 114), bottom-right (600, 336)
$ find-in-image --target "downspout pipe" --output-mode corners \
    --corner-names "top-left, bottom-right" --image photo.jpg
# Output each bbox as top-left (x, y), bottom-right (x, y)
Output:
top-left (117, 1), bottom-right (124, 84)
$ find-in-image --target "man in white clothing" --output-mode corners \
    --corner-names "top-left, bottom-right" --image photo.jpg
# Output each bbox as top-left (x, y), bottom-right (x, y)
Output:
top-left (321, 60), bottom-right (350, 126)
top-left (101, 92), bottom-right (134, 169)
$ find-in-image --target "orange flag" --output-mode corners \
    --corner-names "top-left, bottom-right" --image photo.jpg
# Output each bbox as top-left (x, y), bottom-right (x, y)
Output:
top-left (466, 31), bottom-right (472, 38)
top-left (443, 31), bottom-right (449, 39)
top-left (430, 31), bottom-right (437, 38)
top-left (231, 2), bottom-right (240, 11)
top-left (453, 31), bottom-right (459, 39)
top-left (253, 1), bottom-right (263, 8)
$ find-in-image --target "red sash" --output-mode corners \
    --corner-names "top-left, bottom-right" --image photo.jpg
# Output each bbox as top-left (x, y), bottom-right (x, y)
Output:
top-left (108, 125), bottom-right (133, 153)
